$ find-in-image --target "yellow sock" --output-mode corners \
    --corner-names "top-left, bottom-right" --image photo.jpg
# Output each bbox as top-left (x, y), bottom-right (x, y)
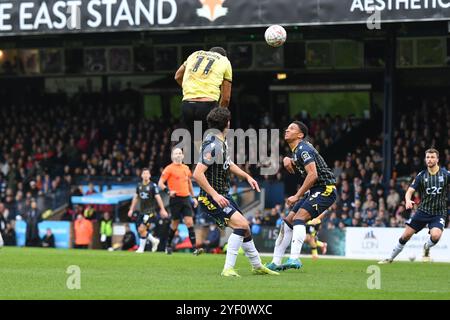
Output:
top-left (311, 248), bottom-right (318, 256)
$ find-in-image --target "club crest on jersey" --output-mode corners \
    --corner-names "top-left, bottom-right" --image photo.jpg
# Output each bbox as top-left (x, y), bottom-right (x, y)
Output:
top-left (140, 192), bottom-right (149, 199)
top-left (301, 151), bottom-right (311, 161)
top-left (439, 175), bottom-right (444, 182)
top-left (196, 0), bottom-right (228, 22)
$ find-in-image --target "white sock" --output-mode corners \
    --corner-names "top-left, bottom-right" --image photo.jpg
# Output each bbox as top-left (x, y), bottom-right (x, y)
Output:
top-left (138, 238), bottom-right (147, 251)
top-left (289, 223), bottom-right (306, 260)
top-left (147, 233), bottom-right (157, 242)
top-left (242, 239), bottom-right (262, 268)
top-left (0, 232), bottom-right (4, 247)
top-left (224, 233), bottom-right (244, 270)
top-left (272, 222), bottom-right (293, 265)
top-left (390, 241), bottom-right (405, 260)
top-left (425, 237), bottom-right (437, 250)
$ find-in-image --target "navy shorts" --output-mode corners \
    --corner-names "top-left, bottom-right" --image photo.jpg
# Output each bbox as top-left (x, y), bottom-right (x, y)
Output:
top-left (136, 211), bottom-right (157, 230)
top-left (198, 195), bottom-right (240, 229)
top-left (291, 185), bottom-right (337, 219)
top-left (405, 210), bottom-right (446, 233)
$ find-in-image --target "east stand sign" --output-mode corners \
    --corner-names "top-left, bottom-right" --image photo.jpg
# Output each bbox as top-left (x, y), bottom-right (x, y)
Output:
top-left (0, 0), bottom-right (449, 36)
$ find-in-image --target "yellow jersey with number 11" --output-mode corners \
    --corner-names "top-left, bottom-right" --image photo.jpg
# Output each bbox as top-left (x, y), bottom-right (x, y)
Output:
top-left (182, 50), bottom-right (232, 102)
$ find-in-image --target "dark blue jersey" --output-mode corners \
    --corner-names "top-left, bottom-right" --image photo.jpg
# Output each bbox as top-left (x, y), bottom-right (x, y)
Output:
top-left (136, 182), bottom-right (159, 214)
top-left (291, 140), bottom-right (336, 188)
top-left (198, 133), bottom-right (231, 197)
top-left (410, 168), bottom-right (450, 216)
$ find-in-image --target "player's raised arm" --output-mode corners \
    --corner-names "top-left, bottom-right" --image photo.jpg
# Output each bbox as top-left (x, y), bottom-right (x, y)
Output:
top-left (174, 64), bottom-right (186, 87)
top-left (193, 163), bottom-right (230, 208)
top-left (229, 162), bottom-right (260, 192)
top-left (219, 80), bottom-right (232, 108)
top-left (287, 162), bottom-right (318, 207)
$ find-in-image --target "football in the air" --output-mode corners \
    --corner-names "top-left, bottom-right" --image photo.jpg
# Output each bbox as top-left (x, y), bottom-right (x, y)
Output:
top-left (265, 25), bottom-right (287, 47)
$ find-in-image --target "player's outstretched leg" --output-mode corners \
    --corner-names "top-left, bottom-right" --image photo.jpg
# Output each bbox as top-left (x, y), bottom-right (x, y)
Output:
top-left (379, 225), bottom-right (416, 264)
top-left (422, 227), bottom-right (442, 262)
top-left (282, 218), bottom-right (305, 270)
top-left (185, 217), bottom-right (204, 256)
top-left (147, 232), bottom-right (160, 253)
top-left (311, 243), bottom-right (319, 260)
top-left (136, 225), bottom-right (148, 253)
top-left (137, 237), bottom-right (147, 253)
top-left (241, 234), bottom-right (279, 276)
top-left (266, 221), bottom-right (293, 271)
top-left (221, 229), bottom-right (245, 277)
top-left (378, 238), bottom-right (407, 264)
top-left (223, 213), bottom-right (279, 277)
top-left (166, 220), bottom-right (179, 255)
top-left (317, 241), bottom-right (327, 255)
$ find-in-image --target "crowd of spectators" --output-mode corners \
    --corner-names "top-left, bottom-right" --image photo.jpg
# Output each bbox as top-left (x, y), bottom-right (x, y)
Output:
top-left (248, 98), bottom-right (450, 231)
top-left (1, 91), bottom-right (449, 249)
top-left (317, 100), bottom-right (450, 230)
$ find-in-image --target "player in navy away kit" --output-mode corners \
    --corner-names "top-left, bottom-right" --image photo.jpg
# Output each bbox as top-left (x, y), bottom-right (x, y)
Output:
top-left (128, 168), bottom-right (169, 253)
top-left (379, 148), bottom-right (450, 264)
top-left (266, 121), bottom-right (337, 271)
top-left (193, 107), bottom-right (279, 277)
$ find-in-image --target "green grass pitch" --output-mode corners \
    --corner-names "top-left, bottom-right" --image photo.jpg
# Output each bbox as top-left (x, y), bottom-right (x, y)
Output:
top-left (0, 247), bottom-right (449, 300)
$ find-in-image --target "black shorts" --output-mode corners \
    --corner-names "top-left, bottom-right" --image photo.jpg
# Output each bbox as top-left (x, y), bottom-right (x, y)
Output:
top-left (181, 100), bottom-right (218, 134)
top-left (292, 185), bottom-right (337, 219)
top-left (136, 211), bottom-right (157, 230)
top-left (170, 196), bottom-right (194, 220)
top-left (405, 210), bottom-right (446, 233)
top-left (198, 195), bottom-right (240, 229)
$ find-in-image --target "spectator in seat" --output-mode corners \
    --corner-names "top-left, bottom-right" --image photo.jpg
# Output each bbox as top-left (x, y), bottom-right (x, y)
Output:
top-left (373, 217), bottom-right (386, 228)
top-left (386, 188), bottom-right (400, 212)
top-left (42, 228), bottom-right (55, 248)
top-left (202, 224), bottom-right (221, 253)
top-left (263, 208), bottom-right (280, 226)
top-left (122, 224), bottom-right (137, 251)
top-left (85, 183), bottom-right (97, 195)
